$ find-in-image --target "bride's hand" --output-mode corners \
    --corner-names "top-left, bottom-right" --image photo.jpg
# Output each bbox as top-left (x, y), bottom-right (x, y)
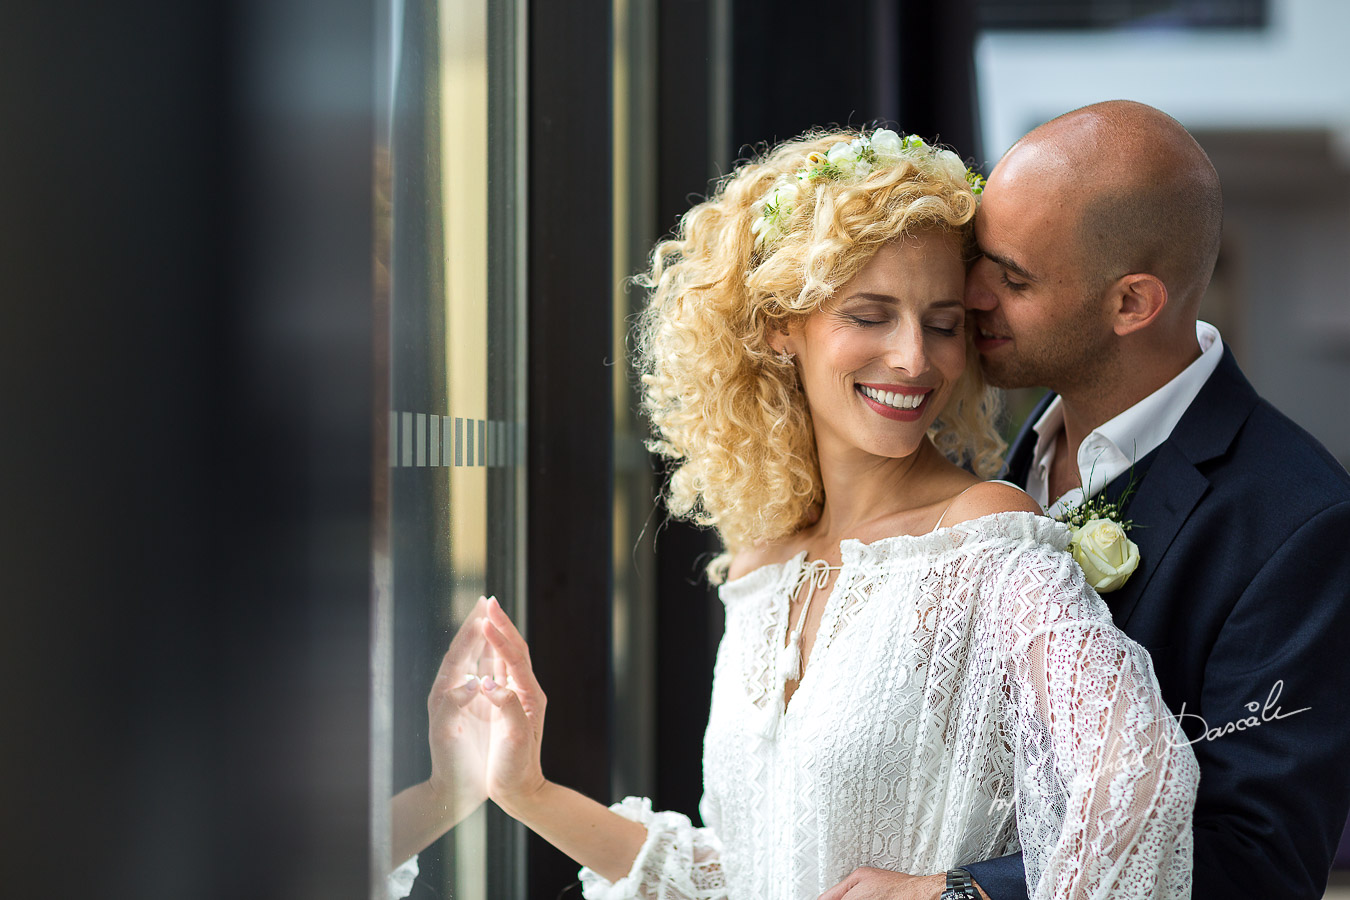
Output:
top-left (477, 597), bottom-right (549, 814)
top-left (425, 596), bottom-right (493, 815)
top-left (817, 869), bottom-right (986, 900)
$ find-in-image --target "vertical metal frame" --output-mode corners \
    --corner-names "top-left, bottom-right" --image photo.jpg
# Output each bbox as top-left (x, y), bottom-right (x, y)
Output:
top-left (609, 0), bottom-right (659, 809)
top-left (486, 5), bottom-right (530, 895)
top-left (524, 0), bottom-right (617, 893)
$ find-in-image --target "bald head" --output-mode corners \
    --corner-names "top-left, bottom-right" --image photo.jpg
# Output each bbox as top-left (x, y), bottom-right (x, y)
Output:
top-left (999, 100), bottom-right (1223, 315)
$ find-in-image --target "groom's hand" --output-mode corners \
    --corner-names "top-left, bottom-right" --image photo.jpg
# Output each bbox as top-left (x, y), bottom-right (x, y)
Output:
top-left (817, 868), bottom-right (991, 900)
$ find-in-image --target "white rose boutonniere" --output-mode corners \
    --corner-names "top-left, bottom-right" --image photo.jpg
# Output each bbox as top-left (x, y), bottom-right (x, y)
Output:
top-left (1070, 518), bottom-right (1140, 593)
top-left (1057, 476), bottom-right (1141, 593)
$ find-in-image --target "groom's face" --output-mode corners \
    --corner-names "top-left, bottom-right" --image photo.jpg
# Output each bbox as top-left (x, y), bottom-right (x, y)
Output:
top-left (964, 153), bottom-right (1114, 393)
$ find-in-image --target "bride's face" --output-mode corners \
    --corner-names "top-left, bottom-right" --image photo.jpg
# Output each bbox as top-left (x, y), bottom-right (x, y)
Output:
top-left (773, 231), bottom-right (968, 464)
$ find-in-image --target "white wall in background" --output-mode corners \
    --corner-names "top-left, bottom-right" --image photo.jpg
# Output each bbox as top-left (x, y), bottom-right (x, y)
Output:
top-left (974, 0), bottom-right (1350, 466)
top-left (976, 0), bottom-right (1350, 159)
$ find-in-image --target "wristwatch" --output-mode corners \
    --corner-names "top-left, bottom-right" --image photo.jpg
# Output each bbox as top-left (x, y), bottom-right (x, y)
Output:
top-left (940, 867), bottom-right (978, 900)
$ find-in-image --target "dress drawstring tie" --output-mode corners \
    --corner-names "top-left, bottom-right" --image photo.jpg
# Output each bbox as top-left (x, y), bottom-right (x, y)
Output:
top-left (761, 557), bottom-right (840, 739)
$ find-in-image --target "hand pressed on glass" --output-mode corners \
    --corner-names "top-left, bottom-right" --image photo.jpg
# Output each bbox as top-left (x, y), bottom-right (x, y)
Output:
top-left (477, 595), bottom-right (550, 811)
top-left (393, 593), bottom-right (649, 887)
top-left (472, 596), bottom-right (650, 884)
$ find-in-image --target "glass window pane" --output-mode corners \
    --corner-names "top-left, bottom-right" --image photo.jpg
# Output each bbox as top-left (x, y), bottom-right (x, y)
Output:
top-left (373, 0), bottom-right (525, 896)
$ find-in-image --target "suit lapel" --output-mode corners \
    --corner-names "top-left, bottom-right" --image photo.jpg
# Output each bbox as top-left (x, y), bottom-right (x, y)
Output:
top-left (1099, 445), bottom-right (1207, 626)
top-left (1098, 348), bottom-right (1259, 628)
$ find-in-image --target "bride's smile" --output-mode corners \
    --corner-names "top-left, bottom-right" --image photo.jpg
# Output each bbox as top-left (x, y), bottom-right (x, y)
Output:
top-left (856, 382), bottom-right (929, 417)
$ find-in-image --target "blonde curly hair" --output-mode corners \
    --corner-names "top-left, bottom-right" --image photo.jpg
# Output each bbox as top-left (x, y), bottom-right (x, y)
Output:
top-left (636, 128), bottom-right (1004, 568)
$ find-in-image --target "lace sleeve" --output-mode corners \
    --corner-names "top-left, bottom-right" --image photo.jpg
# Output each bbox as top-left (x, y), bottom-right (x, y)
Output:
top-left (386, 855), bottom-right (418, 900)
top-left (577, 797), bottom-right (727, 900)
top-left (995, 545), bottom-right (1200, 900)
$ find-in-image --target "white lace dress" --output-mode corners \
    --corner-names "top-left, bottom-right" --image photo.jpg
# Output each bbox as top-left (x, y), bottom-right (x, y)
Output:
top-left (579, 512), bottom-right (1199, 900)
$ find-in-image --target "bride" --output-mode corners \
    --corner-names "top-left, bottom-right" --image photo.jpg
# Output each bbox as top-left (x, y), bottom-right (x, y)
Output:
top-left (462, 129), bottom-right (1198, 899)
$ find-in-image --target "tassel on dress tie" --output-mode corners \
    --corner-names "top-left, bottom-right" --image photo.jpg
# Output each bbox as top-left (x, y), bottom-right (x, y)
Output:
top-left (761, 557), bottom-right (839, 739)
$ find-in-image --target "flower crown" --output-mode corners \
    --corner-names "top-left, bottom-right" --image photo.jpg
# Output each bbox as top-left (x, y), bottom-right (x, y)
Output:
top-left (749, 130), bottom-right (986, 247)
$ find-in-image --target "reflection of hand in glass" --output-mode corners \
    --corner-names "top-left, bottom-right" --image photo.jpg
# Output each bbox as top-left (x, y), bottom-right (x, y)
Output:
top-left (389, 596), bottom-right (493, 869)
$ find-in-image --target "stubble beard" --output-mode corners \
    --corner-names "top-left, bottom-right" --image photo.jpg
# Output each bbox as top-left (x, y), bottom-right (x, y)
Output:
top-left (978, 300), bottom-right (1111, 395)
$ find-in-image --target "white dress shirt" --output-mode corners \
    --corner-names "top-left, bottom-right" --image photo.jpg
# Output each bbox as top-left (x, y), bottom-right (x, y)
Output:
top-left (1026, 322), bottom-right (1224, 517)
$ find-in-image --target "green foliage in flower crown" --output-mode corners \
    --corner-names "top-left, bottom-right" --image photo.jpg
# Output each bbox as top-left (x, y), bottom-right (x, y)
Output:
top-left (749, 129), bottom-right (984, 248)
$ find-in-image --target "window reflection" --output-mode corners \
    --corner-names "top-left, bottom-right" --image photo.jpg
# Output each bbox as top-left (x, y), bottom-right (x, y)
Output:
top-left (374, 0), bottom-right (525, 896)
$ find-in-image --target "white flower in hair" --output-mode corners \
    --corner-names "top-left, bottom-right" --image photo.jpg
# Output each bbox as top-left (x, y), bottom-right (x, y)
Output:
top-left (826, 141), bottom-right (859, 176)
top-left (851, 138), bottom-right (876, 177)
top-left (751, 178), bottom-right (800, 246)
top-left (869, 129), bottom-right (904, 159)
top-left (771, 180), bottom-right (800, 208)
top-left (933, 149), bottom-right (968, 184)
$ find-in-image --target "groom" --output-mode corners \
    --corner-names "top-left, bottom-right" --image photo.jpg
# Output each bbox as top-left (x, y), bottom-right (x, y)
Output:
top-left (819, 101), bottom-right (1350, 900)
top-left (961, 101), bottom-right (1350, 899)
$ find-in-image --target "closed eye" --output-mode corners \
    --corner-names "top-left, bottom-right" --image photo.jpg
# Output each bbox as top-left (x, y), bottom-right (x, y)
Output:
top-left (976, 252), bottom-right (1033, 291)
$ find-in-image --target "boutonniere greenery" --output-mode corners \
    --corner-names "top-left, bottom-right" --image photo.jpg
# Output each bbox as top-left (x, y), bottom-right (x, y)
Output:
top-left (1057, 481), bottom-right (1140, 594)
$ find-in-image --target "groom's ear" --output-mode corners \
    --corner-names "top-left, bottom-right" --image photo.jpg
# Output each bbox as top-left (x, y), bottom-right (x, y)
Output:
top-left (1109, 273), bottom-right (1168, 336)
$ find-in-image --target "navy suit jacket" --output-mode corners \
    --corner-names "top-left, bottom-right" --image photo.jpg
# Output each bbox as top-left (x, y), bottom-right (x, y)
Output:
top-left (965, 348), bottom-right (1350, 899)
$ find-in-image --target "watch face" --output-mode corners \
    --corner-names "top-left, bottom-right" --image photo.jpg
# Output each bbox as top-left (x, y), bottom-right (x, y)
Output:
top-left (940, 891), bottom-right (971, 900)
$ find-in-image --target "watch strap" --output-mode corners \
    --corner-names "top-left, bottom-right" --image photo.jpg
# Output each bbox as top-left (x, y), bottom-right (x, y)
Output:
top-left (941, 867), bottom-right (977, 900)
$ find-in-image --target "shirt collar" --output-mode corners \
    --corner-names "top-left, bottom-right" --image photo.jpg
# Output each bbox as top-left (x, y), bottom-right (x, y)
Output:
top-left (1027, 321), bottom-right (1223, 511)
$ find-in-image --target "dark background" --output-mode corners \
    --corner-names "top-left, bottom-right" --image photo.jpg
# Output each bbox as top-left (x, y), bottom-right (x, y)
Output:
top-left (0, 1), bottom-right (375, 897)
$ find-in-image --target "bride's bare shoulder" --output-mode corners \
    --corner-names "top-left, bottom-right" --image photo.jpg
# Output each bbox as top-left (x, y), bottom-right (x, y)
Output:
top-left (943, 480), bottom-right (1042, 526)
top-left (726, 537), bottom-right (800, 582)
